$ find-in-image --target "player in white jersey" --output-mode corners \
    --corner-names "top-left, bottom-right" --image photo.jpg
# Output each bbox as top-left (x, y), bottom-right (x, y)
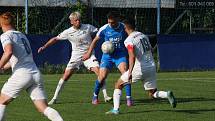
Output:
top-left (0, 12), bottom-right (63, 121)
top-left (106, 18), bottom-right (177, 115)
top-left (38, 11), bottom-right (112, 105)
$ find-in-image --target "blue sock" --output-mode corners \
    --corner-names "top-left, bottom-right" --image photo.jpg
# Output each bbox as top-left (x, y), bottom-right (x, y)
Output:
top-left (125, 84), bottom-right (131, 98)
top-left (93, 80), bottom-right (102, 97)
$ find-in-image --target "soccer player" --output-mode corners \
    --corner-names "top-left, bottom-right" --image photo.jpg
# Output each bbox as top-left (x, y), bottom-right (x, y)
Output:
top-left (82, 11), bottom-right (133, 106)
top-left (0, 12), bottom-right (63, 121)
top-left (106, 18), bottom-right (177, 114)
top-left (38, 11), bottom-right (112, 105)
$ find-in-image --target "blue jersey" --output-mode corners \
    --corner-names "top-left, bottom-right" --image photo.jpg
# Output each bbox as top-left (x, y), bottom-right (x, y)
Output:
top-left (97, 22), bottom-right (128, 69)
top-left (97, 22), bottom-right (127, 56)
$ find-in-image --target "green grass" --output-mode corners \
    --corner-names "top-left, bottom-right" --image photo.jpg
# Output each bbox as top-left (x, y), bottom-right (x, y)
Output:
top-left (0, 71), bottom-right (215, 121)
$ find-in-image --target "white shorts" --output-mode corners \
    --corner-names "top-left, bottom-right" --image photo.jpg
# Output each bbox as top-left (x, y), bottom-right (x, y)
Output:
top-left (1, 69), bottom-right (47, 100)
top-left (66, 54), bottom-right (99, 70)
top-left (120, 66), bottom-right (157, 90)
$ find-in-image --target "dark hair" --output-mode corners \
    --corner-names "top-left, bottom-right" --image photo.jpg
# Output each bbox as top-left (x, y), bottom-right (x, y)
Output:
top-left (107, 11), bottom-right (119, 20)
top-left (123, 18), bottom-right (135, 30)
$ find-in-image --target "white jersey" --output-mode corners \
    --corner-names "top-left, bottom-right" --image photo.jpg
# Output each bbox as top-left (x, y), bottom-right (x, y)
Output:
top-left (124, 31), bottom-right (155, 68)
top-left (121, 31), bottom-right (157, 90)
top-left (0, 30), bottom-right (37, 72)
top-left (57, 24), bottom-right (97, 57)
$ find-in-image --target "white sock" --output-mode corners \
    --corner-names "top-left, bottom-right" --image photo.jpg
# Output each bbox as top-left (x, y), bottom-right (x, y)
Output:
top-left (0, 104), bottom-right (6, 121)
top-left (44, 107), bottom-right (63, 121)
top-left (113, 89), bottom-right (121, 111)
top-left (126, 96), bottom-right (131, 99)
top-left (153, 91), bottom-right (168, 98)
top-left (102, 83), bottom-right (108, 98)
top-left (52, 79), bottom-right (66, 100)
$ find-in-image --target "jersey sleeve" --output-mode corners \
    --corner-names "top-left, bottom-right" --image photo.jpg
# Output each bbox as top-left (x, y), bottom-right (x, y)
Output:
top-left (88, 24), bottom-right (98, 33)
top-left (124, 37), bottom-right (134, 48)
top-left (57, 29), bottom-right (69, 40)
top-left (96, 24), bottom-right (108, 39)
top-left (0, 34), bottom-right (12, 49)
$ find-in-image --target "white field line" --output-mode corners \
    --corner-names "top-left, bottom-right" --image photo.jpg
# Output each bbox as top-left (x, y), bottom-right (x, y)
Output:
top-left (59, 77), bottom-right (215, 83)
top-left (157, 78), bottom-right (215, 83)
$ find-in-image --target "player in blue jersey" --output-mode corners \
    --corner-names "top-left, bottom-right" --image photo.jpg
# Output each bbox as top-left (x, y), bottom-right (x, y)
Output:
top-left (82, 11), bottom-right (133, 106)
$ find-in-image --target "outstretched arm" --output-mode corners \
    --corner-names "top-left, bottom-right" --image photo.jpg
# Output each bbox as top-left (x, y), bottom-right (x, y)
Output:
top-left (38, 37), bottom-right (60, 53)
top-left (82, 36), bottom-right (100, 60)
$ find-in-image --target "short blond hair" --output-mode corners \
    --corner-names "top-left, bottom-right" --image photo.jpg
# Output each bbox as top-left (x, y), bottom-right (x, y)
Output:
top-left (0, 12), bottom-right (15, 26)
top-left (69, 11), bottom-right (81, 20)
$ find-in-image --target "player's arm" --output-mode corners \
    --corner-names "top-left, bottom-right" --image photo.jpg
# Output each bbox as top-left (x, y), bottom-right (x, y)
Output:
top-left (127, 44), bottom-right (135, 74)
top-left (0, 44), bottom-right (13, 70)
top-left (82, 36), bottom-right (100, 60)
top-left (38, 37), bottom-right (60, 53)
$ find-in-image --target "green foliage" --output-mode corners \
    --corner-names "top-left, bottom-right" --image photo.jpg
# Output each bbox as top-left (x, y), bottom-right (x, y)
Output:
top-left (39, 63), bottom-right (66, 74)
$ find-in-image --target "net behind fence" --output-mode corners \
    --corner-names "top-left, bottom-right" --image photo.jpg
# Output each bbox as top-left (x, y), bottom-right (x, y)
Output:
top-left (0, 0), bottom-right (214, 34)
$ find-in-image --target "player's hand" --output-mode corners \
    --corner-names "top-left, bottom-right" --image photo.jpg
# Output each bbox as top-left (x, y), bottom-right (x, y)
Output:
top-left (38, 46), bottom-right (45, 53)
top-left (82, 52), bottom-right (90, 61)
top-left (0, 68), bottom-right (4, 74)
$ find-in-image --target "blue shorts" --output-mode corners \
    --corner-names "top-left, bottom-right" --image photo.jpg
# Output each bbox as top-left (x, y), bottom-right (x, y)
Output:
top-left (100, 53), bottom-right (127, 70)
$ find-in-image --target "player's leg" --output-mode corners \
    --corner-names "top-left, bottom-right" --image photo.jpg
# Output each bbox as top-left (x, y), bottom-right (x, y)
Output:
top-left (49, 68), bottom-right (74, 105)
top-left (92, 55), bottom-right (112, 104)
top-left (92, 68), bottom-right (109, 104)
top-left (0, 71), bottom-right (32, 120)
top-left (84, 55), bottom-right (112, 102)
top-left (106, 71), bottom-right (131, 115)
top-left (30, 72), bottom-right (63, 121)
top-left (0, 94), bottom-right (13, 120)
top-left (148, 89), bottom-right (176, 108)
top-left (90, 67), bottom-right (112, 102)
top-left (117, 60), bottom-right (133, 106)
top-left (33, 100), bottom-right (63, 121)
top-left (143, 66), bottom-right (176, 108)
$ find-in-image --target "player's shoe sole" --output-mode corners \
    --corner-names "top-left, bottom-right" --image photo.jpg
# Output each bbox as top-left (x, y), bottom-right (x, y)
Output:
top-left (167, 91), bottom-right (177, 108)
top-left (48, 99), bottom-right (57, 105)
top-left (104, 96), bottom-right (113, 102)
top-left (105, 109), bottom-right (119, 115)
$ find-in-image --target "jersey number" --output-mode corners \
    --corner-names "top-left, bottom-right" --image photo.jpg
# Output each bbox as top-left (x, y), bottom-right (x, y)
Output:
top-left (140, 38), bottom-right (150, 52)
top-left (21, 38), bottom-right (31, 54)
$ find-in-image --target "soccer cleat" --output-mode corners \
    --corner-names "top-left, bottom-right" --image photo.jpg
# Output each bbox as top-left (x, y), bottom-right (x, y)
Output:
top-left (92, 96), bottom-right (99, 105)
top-left (104, 96), bottom-right (113, 102)
top-left (105, 109), bottom-right (119, 115)
top-left (48, 99), bottom-right (57, 105)
top-left (126, 97), bottom-right (134, 107)
top-left (167, 91), bottom-right (177, 108)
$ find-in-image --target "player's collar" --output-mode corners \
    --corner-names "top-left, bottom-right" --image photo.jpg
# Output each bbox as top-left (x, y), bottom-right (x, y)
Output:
top-left (72, 24), bottom-right (82, 30)
top-left (109, 22), bottom-right (120, 29)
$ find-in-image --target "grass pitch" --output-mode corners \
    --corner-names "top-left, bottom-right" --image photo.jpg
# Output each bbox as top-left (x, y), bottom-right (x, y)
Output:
top-left (0, 71), bottom-right (215, 121)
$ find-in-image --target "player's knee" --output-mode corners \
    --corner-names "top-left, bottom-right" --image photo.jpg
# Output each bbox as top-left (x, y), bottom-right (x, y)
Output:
top-left (148, 89), bottom-right (157, 98)
top-left (63, 71), bottom-right (73, 81)
top-left (0, 97), bottom-right (13, 105)
top-left (91, 67), bottom-right (99, 75)
top-left (114, 80), bottom-right (124, 89)
top-left (98, 74), bottom-right (107, 82)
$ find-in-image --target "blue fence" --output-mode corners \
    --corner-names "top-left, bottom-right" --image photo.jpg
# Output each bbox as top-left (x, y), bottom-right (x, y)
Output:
top-left (0, 35), bottom-right (103, 67)
top-left (158, 34), bottom-right (215, 71)
top-left (1, 34), bottom-right (215, 71)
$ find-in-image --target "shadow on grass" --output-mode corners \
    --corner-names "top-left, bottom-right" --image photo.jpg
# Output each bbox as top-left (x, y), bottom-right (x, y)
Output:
top-left (53, 97), bottom-right (215, 106)
top-left (124, 108), bottom-right (215, 115)
top-left (133, 97), bottom-right (215, 105)
top-left (122, 97), bottom-right (215, 115)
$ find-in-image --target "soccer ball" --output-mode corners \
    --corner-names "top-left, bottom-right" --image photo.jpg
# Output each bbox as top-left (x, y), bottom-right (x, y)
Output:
top-left (101, 41), bottom-right (114, 54)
